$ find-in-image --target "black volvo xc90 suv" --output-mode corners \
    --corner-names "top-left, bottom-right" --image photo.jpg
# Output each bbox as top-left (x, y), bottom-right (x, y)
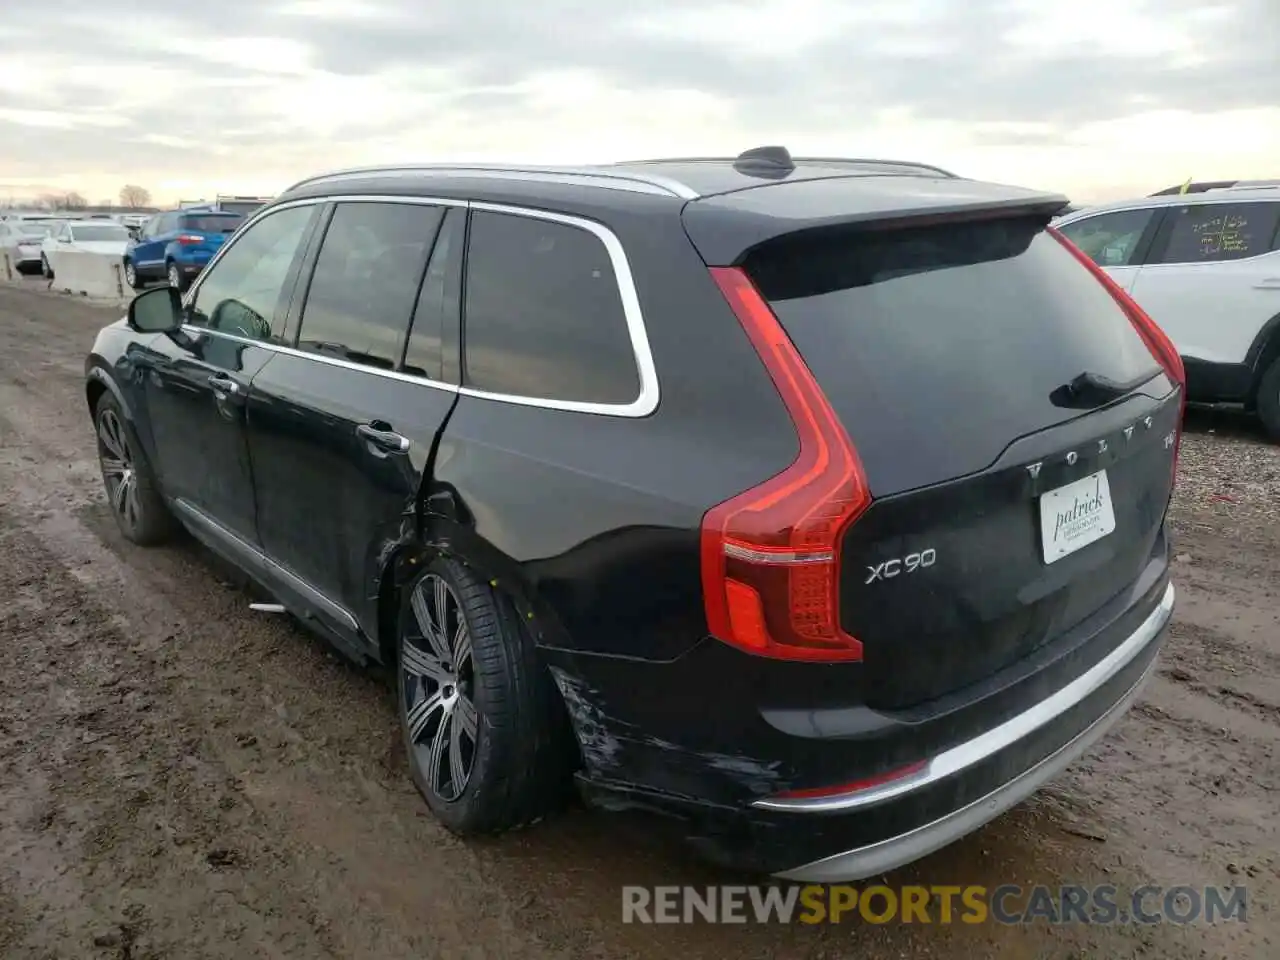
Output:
top-left (85, 147), bottom-right (1181, 881)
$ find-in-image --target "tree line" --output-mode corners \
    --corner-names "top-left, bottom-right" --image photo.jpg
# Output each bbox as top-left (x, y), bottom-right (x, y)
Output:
top-left (7, 185), bottom-right (155, 211)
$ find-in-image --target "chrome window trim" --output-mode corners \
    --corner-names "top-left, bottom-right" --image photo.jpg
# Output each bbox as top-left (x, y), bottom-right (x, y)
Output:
top-left (459, 200), bottom-right (659, 418)
top-left (178, 324), bottom-right (461, 394)
top-left (285, 164), bottom-right (699, 201)
top-left (183, 194), bottom-right (661, 417)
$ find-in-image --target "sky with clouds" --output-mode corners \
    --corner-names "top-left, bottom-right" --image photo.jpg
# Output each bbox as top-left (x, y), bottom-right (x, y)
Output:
top-left (2, 0), bottom-right (1277, 206)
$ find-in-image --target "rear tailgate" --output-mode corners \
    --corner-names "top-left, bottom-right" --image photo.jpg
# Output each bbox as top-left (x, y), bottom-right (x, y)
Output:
top-left (688, 184), bottom-right (1179, 707)
top-left (178, 214), bottom-right (242, 258)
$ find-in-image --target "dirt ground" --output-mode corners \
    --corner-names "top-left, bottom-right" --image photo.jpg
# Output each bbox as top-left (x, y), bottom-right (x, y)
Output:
top-left (0, 277), bottom-right (1275, 959)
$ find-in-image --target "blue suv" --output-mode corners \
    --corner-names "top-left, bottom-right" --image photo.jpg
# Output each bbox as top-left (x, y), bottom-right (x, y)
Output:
top-left (123, 209), bottom-right (244, 291)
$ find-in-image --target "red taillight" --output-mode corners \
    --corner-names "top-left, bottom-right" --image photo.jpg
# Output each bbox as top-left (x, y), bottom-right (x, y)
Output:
top-left (773, 760), bottom-right (928, 800)
top-left (1049, 227), bottom-right (1186, 475)
top-left (702, 266), bottom-right (872, 662)
top-left (176, 234), bottom-right (204, 245)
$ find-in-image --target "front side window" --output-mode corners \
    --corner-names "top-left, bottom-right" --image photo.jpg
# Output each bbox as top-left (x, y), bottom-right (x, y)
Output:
top-left (1056, 208), bottom-right (1155, 267)
top-left (189, 205), bottom-right (315, 341)
top-left (1153, 201), bottom-right (1280, 264)
top-left (294, 201), bottom-right (443, 370)
top-left (461, 210), bottom-right (640, 405)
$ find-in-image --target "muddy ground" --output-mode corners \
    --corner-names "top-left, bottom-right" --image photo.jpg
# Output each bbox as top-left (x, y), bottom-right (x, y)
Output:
top-left (0, 278), bottom-right (1275, 959)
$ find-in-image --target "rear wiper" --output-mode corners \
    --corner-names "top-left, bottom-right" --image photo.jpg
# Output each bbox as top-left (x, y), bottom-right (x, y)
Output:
top-left (1051, 369), bottom-right (1158, 409)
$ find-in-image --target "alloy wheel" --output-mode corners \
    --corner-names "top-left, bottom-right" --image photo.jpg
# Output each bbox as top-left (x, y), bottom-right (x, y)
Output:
top-left (97, 408), bottom-right (141, 532)
top-left (168, 264), bottom-right (180, 289)
top-left (401, 573), bottom-right (479, 802)
top-left (125, 261), bottom-right (137, 287)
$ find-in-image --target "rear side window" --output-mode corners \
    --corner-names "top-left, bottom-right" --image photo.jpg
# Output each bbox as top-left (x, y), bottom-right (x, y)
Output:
top-left (1153, 201), bottom-right (1280, 264)
top-left (1056, 208), bottom-right (1155, 267)
top-left (461, 210), bottom-right (640, 405)
top-left (743, 217), bottom-right (1162, 493)
top-left (295, 201), bottom-right (444, 370)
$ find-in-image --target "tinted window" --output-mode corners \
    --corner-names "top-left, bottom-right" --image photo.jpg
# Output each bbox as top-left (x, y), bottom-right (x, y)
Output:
top-left (1154, 202), bottom-right (1280, 264)
top-left (69, 223), bottom-right (129, 242)
top-left (181, 214), bottom-right (243, 233)
top-left (744, 217), bottom-right (1161, 493)
top-left (189, 205), bottom-right (315, 341)
top-left (402, 208), bottom-right (463, 380)
top-left (217, 202), bottom-right (265, 217)
top-left (294, 202), bottom-right (443, 370)
top-left (1056, 208), bottom-right (1154, 267)
top-left (462, 210), bottom-right (639, 404)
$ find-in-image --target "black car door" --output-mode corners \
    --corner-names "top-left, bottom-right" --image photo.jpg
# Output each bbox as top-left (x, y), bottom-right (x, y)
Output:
top-left (140, 203), bottom-right (321, 544)
top-left (245, 199), bottom-right (464, 649)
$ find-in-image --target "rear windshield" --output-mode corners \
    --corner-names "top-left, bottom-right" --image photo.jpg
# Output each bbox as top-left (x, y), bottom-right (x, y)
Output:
top-left (215, 202), bottom-right (264, 216)
top-left (181, 214), bottom-right (242, 233)
top-left (744, 216), bottom-right (1162, 493)
top-left (69, 224), bottom-right (129, 242)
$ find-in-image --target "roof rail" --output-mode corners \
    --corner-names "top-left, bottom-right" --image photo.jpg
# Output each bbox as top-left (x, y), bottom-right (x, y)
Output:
top-left (617, 155), bottom-right (958, 178)
top-left (1210, 180), bottom-right (1280, 192)
top-left (282, 163), bottom-right (699, 200)
top-left (1151, 179), bottom-right (1280, 196)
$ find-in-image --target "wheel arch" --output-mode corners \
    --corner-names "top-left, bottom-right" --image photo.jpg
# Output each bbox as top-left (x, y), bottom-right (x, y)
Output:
top-left (1244, 310), bottom-right (1280, 406)
top-left (375, 517), bottom-right (585, 776)
top-left (85, 364), bottom-right (131, 422)
top-left (375, 516), bottom-right (572, 668)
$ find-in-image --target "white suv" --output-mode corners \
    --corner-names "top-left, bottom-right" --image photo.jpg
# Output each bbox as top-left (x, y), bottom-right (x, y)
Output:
top-left (1055, 186), bottom-right (1280, 439)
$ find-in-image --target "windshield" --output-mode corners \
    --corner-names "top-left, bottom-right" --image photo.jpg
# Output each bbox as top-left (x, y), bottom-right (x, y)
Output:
top-left (19, 224), bottom-right (54, 239)
top-left (181, 214), bottom-right (243, 233)
top-left (69, 224), bottom-right (129, 242)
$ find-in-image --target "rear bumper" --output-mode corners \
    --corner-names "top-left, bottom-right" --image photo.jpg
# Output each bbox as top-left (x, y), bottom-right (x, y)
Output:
top-left (770, 581), bottom-right (1171, 881)
top-left (567, 565), bottom-right (1174, 879)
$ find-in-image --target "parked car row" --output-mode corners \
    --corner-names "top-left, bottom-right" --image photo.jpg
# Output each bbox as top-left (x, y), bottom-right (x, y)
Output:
top-left (1054, 182), bottom-right (1280, 439)
top-left (2, 211), bottom-right (143, 277)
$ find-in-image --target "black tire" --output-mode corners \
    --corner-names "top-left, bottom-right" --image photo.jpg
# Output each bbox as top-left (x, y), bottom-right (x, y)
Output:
top-left (396, 557), bottom-right (572, 835)
top-left (123, 258), bottom-right (144, 290)
top-left (93, 391), bottom-right (177, 545)
top-left (1257, 358), bottom-right (1280, 442)
top-left (166, 260), bottom-right (187, 292)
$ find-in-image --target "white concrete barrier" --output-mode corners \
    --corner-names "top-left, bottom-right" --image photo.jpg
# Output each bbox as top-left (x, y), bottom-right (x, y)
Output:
top-left (47, 249), bottom-right (126, 299)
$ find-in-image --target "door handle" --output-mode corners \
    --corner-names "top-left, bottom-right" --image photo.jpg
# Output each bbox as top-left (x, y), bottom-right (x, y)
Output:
top-left (1254, 278), bottom-right (1280, 290)
top-left (207, 373), bottom-right (241, 397)
top-left (356, 422), bottom-right (410, 454)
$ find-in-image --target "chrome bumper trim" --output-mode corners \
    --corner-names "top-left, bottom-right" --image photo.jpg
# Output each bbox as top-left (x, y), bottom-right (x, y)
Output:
top-left (754, 581), bottom-right (1175, 815)
top-left (773, 653), bottom-right (1160, 883)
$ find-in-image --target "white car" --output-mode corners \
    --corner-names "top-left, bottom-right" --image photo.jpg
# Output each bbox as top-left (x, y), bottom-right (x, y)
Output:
top-left (40, 219), bottom-right (131, 278)
top-left (0, 219), bottom-right (57, 274)
top-left (1054, 185), bottom-right (1280, 439)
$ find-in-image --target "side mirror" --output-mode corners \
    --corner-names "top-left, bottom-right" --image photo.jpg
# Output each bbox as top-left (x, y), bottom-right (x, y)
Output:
top-left (128, 286), bottom-right (184, 334)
